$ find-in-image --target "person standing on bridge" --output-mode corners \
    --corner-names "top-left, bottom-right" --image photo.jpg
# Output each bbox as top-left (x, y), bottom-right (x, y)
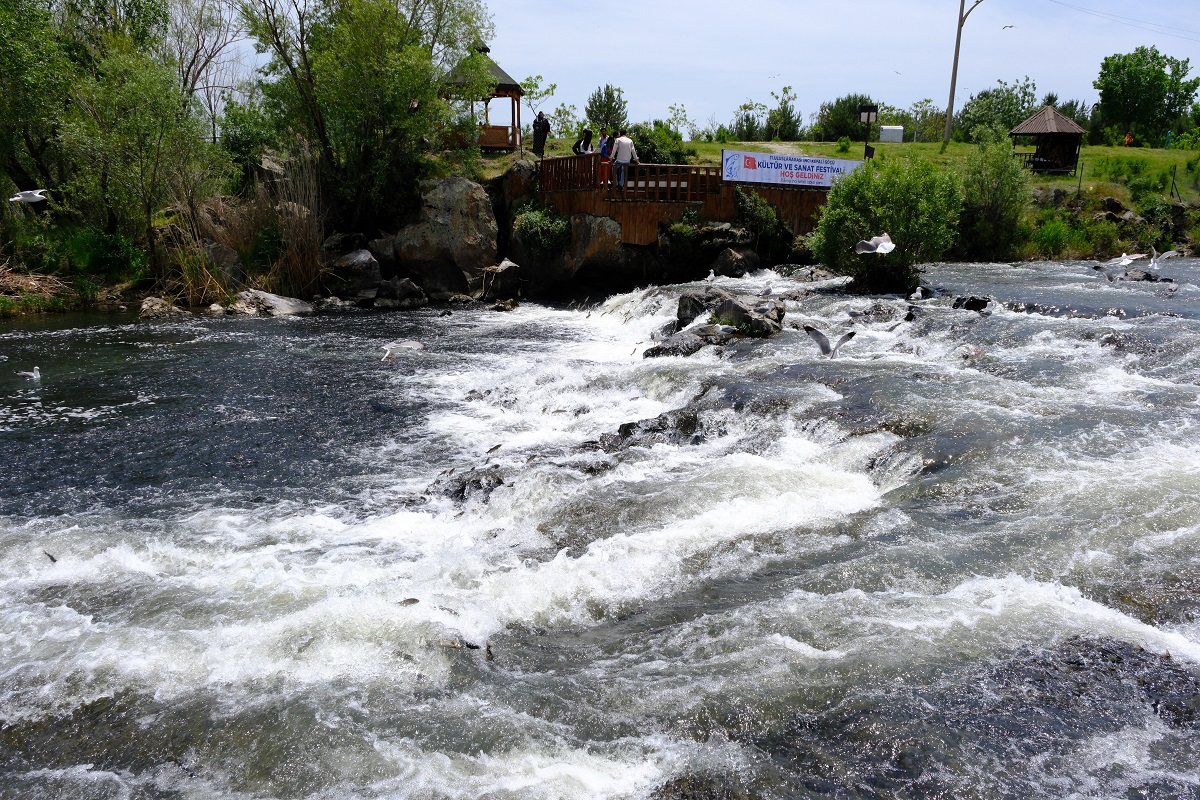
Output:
top-left (611, 129), bottom-right (637, 189)
top-left (532, 112), bottom-right (551, 158)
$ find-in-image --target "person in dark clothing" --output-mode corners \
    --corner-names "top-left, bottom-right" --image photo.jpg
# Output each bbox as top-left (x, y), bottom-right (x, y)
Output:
top-left (532, 112), bottom-right (551, 158)
top-left (571, 129), bottom-right (594, 155)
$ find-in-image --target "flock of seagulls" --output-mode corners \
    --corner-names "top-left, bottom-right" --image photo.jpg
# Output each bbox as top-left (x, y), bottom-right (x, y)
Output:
top-left (1092, 247), bottom-right (1179, 283)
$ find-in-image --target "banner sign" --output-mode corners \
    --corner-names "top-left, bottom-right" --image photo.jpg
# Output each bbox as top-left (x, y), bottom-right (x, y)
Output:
top-left (721, 150), bottom-right (863, 188)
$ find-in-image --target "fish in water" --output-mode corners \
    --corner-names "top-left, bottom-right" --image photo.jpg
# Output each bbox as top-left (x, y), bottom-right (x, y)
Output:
top-left (43, 551), bottom-right (57, 563)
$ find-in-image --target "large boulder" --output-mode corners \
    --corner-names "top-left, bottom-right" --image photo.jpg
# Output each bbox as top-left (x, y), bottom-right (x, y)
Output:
top-left (710, 246), bottom-right (760, 277)
top-left (139, 297), bottom-right (191, 320)
top-left (231, 289), bottom-right (314, 317)
top-left (712, 295), bottom-right (786, 337)
top-left (325, 249), bottom-right (384, 302)
top-left (482, 259), bottom-right (522, 300)
top-left (677, 286), bottom-right (735, 326)
top-left (395, 177), bottom-right (498, 300)
top-left (374, 277), bottom-right (428, 310)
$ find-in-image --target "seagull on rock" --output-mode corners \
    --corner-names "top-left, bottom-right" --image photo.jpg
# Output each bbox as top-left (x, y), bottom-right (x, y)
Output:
top-left (803, 325), bottom-right (856, 358)
top-left (854, 233), bottom-right (895, 255)
top-left (8, 189), bottom-right (48, 203)
top-left (16, 366), bottom-right (41, 381)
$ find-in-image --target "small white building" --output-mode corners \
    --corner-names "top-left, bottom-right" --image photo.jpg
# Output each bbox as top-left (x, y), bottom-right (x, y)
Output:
top-left (880, 126), bottom-right (904, 143)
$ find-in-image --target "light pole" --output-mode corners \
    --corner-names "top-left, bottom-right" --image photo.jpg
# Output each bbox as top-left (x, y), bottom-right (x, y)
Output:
top-left (942, 0), bottom-right (987, 150)
top-left (860, 104), bottom-right (878, 160)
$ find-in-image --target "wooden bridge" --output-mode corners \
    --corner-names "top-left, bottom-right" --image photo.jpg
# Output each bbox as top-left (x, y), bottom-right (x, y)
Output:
top-left (537, 154), bottom-right (829, 245)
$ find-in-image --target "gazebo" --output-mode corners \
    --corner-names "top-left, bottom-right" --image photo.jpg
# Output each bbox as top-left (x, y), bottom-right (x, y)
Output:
top-left (445, 45), bottom-right (524, 152)
top-left (1009, 106), bottom-right (1085, 175)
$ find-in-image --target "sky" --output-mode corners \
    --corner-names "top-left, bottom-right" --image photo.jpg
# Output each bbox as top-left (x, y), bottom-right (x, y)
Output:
top-left (483, 0), bottom-right (1200, 131)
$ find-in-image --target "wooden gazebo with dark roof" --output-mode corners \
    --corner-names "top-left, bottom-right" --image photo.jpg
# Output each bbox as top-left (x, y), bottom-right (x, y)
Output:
top-left (444, 44), bottom-right (524, 152)
top-left (1010, 105), bottom-right (1085, 176)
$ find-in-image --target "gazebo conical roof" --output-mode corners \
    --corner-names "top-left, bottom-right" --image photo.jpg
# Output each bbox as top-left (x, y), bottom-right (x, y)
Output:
top-left (1010, 105), bottom-right (1085, 136)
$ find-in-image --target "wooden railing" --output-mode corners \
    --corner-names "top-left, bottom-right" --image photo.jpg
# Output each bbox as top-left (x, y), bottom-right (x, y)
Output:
top-left (539, 154), bottom-right (722, 202)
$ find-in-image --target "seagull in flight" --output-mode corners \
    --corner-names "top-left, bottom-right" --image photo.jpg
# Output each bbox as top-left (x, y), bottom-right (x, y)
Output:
top-left (1092, 264), bottom-right (1125, 283)
top-left (8, 189), bottom-right (48, 203)
top-left (855, 233), bottom-right (895, 255)
top-left (16, 366), bottom-right (41, 381)
top-left (803, 325), bottom-right (856, 358)
top-left (1002, 24), bottom-right (1015, 29)
top-left (382, 340), bottom-right (425, 361)
top-left (1105, 252), bottom-right (1146, 267)
top-left (1149, 246), bottom-right (1180, 270)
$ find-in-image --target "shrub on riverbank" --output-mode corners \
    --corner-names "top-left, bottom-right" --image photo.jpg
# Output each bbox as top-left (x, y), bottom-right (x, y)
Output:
top-left (808, 155), bottom-right (962, 293)
top-left (958, 126), bottom-right (1030, 260)
top-left (513, 204), bottom-right (571, 262)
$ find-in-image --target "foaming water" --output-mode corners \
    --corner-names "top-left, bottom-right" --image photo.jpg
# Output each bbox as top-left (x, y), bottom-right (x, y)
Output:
top-left (3, 261), bottom-right (1200, 798)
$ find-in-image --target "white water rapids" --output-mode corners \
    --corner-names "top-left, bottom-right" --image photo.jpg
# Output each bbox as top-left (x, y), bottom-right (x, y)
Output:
top-left (2, 260), bottom-right (1200, 799)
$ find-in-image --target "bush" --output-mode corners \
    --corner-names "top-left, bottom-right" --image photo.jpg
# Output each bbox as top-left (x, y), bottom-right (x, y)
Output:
top-left (836, 136), bottom-right (852, 153)
top-left (626, 120), bottom-right (696, 164)
top-left (1031, 218), bottom-right (1069, 257)
top-left (808, 156), bottom-right (962, 293)
top-left (513, 204), bottom-right (570, 261)
top-left (734, 187), bottom-right (791, 258)
top-left (958, 125), bottom-right (1029, 259)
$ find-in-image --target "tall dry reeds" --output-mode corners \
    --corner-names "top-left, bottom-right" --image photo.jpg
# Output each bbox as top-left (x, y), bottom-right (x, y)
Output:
top-left (168, 145), bottom-right (325, 305)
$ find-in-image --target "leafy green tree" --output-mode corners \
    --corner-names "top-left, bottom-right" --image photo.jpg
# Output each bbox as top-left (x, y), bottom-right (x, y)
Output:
top-left (1094, 45), bottom-right (1200, 140)
top-left (584, 84), bottom-right (627, 131)
top-left (519, 74), bottom-right (556, 116)
top-left (61, 47), bottom-right (225, 267)
top-left (809, 156), bottom-right (962, 293)
top-left (812, 93), bottom-right (875, 142)
top-left (730, 99), bottom-right (766, 141)
top-left (626, 120), bottom-right (696, 164)
top-left (955, 77), bottom-right (1037, 141)
top-left (240, 0), bottom-right (493, 228)
top-left (667, 103), bottom-right (698, 140)
top-left (958, 124), bottom-right (1028, 259)
top-left (766, 86), bottom-right (800, 141)
top-left (549, 101), bottom-right (580, 138)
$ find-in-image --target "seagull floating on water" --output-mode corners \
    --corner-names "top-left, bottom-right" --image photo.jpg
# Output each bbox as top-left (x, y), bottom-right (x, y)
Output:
top-left (16, 366), bottom-right (40, 381)
top-left (704, 269), bottom-right (716, 283)
top-left (854, 233), bottom-right (895, 255)
top-left (8, 189), bottom-right (48, 203)
top-left (803, 325), bottom-right (856, 358)
top-left (382, 340), bottom-right (424, 361)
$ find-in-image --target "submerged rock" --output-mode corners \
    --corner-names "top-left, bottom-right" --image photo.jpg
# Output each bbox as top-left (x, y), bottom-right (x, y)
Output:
top-left (431, 465), bottom-right (505, 503)
top-left (599, 409), bottom-right (704, 452)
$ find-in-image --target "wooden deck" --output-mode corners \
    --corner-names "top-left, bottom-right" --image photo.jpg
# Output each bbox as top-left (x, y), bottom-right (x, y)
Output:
top-left (538, 154), bottom-right (828, 245)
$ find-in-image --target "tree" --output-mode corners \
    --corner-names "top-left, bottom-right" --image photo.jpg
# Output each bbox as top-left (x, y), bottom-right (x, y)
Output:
top-left (240, 0), bottom-right (493, 228)
top-left (626, 120), bottom-right (695, 164)
top-left (165, 0), bottom-right (245, 140)
top-left (584, 84), bottom-right (627, 131)
top-left (549, 101), bottom-right (580, 137)
top-left (730, 99), bottom-right (766, 141)
top-left (519, 74), bottom-right (555, 116)
top-left (667, 103), bottom-right (698, 140)
top-left (1094, 45), bottom-right (1200, 140)
top-left (955, 77), bottom-right (1037, 141)
top-left (808, 156), bottom-right (962, 293)
top-left (766, 86), bottom-right (800, 141)
top-left (812, 93), bottom-right (875, 142)
top-left (957, 124), bottom-right (1028, 259)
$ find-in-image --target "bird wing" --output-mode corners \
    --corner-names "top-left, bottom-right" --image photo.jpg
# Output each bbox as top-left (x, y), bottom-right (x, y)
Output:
top-left (1159, 250), bottom-right (1180, 260)
top-left (1093, 265), bottom-right (1121, 282)
top-left (874, 235), bottom-right (896, 254)
top-left (803, 325), bottom-right (833, 356)
top-left (831, 331), bottom-right (857, 357)
top-left (854, 240), bottom-right (875, 254)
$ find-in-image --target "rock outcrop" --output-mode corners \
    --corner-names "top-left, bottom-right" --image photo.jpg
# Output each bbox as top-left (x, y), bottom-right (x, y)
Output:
top-left (394, 177), bottom-right (498, 300)
top-left (373, 277), bottom-right (428, 310)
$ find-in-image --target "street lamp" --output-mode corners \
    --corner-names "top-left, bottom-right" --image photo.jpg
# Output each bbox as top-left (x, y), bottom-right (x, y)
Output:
top-left (942, 0), bottom-right (987, 150)
top-left (860, 104), bottom-right (878, 160)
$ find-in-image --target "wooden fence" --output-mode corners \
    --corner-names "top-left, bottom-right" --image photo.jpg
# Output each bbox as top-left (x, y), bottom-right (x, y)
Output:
top-left (537, 154), bottom-right (828, 245)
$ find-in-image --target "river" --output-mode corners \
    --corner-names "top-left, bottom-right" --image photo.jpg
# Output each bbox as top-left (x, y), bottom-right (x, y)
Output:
top-left (2, 259), bottom-right (1199, 799)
